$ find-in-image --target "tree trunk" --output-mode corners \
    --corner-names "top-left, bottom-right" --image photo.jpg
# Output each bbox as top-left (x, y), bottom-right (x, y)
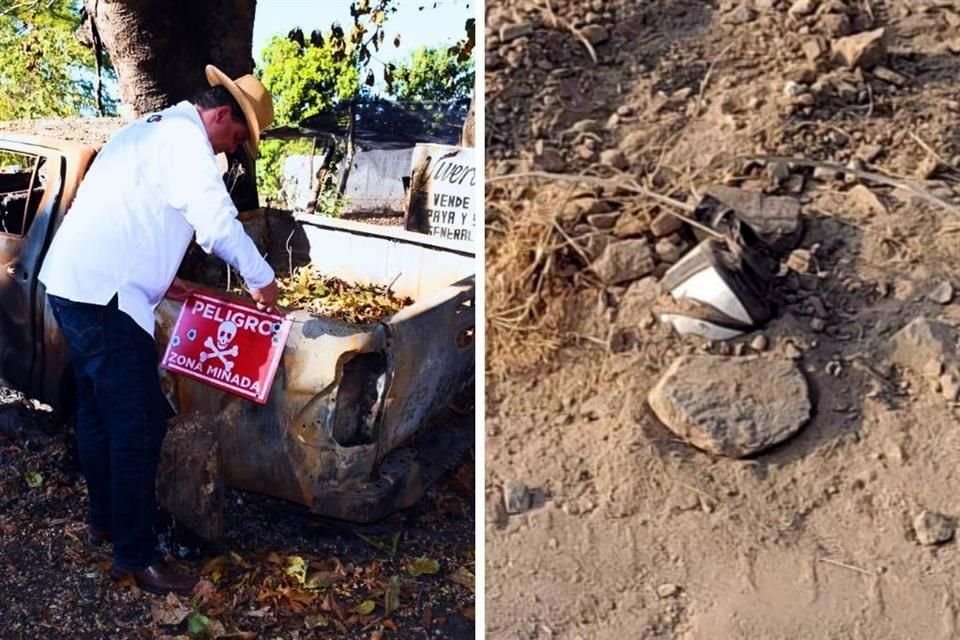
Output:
top-left (83, 0), bottom-right (257, 116)
top-left (157, 412), bottom-right (224, 542)
top-left (460, 90), bottom-right (475, 148)
top-left (84, 0), bottom-right (261, 207)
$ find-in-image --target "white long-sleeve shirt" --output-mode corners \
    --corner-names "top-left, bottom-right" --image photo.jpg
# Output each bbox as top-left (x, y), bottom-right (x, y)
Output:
top-left (39, 101), bottom-right (275, 337)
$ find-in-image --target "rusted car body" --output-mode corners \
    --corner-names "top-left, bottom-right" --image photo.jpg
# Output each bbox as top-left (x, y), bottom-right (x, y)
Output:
top-left (0, 134), bottom-right (475, 524)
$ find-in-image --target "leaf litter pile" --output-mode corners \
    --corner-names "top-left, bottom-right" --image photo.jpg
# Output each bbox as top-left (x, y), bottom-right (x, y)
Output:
top-left (269, 265), bottom-right (413, 324)
top-left (0, 391), bottom-right (475, 639)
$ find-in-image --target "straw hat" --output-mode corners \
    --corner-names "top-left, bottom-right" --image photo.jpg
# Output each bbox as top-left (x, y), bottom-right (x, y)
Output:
top-left (205, 64), bottom-right (274, 156)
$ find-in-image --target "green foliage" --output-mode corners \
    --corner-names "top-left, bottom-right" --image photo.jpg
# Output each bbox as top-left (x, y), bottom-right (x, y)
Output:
top-left (257, 33), bottom-right (360, 208)
top-left (386, 46), bottom-right (474, 103)
top-left (332, 1), bottom-right (475, 92)
top-left (259, 34), bottom-right (360, 126)
top-left (0, 0), bottom-right (117, 119)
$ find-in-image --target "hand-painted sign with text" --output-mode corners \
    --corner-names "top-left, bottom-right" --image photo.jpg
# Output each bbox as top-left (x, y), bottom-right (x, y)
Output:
top-left (161, 293), bottom-right (292, 404)
top-left (404, 144), bottom-right (475, 249)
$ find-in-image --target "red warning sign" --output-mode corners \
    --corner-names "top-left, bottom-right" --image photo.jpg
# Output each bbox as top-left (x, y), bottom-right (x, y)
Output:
top-left (161, 293), bottom-right (292, 404)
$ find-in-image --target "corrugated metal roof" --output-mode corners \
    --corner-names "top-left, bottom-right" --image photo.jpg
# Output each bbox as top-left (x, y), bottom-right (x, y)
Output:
top-left (260, 98), bottom-right (466, 150)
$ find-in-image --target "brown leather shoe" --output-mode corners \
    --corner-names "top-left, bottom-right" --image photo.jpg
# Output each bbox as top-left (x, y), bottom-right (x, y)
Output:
top-left (110, 561), bottom-right (198, 595)
top-left (88, 526), bottom-right (112, 546)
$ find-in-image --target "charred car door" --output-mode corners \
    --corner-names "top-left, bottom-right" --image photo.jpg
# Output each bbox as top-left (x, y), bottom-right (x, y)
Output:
top-left (0, 140), bottom-right (64, 398)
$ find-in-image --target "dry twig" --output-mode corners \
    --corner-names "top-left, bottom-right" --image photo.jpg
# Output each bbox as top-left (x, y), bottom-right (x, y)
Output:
top-left (820, 557), bottom-right (874, 576)
top-left (540, 0), bottom-right (598, 64)
top-left (743, 155), bottom-right (960, 216)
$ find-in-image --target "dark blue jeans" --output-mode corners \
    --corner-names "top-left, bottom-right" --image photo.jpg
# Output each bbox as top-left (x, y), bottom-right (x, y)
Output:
top-left (48, 294), bottom-right (167, 571)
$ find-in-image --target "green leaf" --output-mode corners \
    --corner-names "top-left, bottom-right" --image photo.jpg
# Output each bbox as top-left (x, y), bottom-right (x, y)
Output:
top-left (407, 557), bottom-right (440, 577)
top-left (383, 45), bottom-right (474, 103)
top-left (384, 574), bottom-right (401, 617)
top-left (185, 610), bottom-right (212, 635)
top-left (304, 614), bottom-right (328, 629)
top-left (352, 600), bottom-right (376, 615)
top-left (357, 531), bottom-right (400, 557)
top-left (24, 471), bottom-right (43, 488)
top-left (284, 555), bottom-right (308, 585)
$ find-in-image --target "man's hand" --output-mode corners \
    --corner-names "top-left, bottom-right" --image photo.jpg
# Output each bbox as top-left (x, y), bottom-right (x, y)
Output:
top-left (250, 279), bottom-right (279, 313)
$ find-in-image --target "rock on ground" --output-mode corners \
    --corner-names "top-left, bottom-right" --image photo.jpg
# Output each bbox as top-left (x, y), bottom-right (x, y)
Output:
top-left (503, 480), bottom-right (532, 514)
top-left (648, 355), bottom-right (811, 457)
top-left (831, 28), bottom-right (887, 69)
top-left (591, 239), bottom-right (655, 284)
top-left (914, 510), bottom-right (955, 545)
top-left (888, 317), bottom-right (958, 374)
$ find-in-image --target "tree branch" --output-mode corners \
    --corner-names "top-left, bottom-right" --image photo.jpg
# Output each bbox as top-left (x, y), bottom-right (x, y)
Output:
top-left (0, 0), bottom-right (55, 18)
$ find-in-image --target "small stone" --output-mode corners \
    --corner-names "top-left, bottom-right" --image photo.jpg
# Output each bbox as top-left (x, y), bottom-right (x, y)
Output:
top-left (724, 5), bottom-right (757, 24)
top-left (655, 237), bottom-right (686, 264)
top-left (577, 144), bottom-right (598, 161)
top-left (587, 212), bottom-right (619, 230)
top-left (848, 185), bottom-right (888, 216)
top-left (914, 510), bottom-right (955, 545)
top-left (788, 0), bottom-right (819, 18)
top-left (537, 148), bottom-right (567, 173)
top-left (888, 318), bottom-right (958, 374)
top-left (786, 249), bottom-right (813, 273)
top-left (802, 37), bottom-right (829, 64)
top-left (810, 317), bottom-right (826, 332)
top-left (750, 335), bottom-right (769, 352)
top-left (503, 481), bottom-right (532, 514)
top-left (650, 211), bottom-right (684, 237)
top-left (559, 197), bottom-right (611, 224)
top-left (792, 92), bottom-right (816, 107)
top-left (570, 118), bottom-right (602, 133)
top-left (940, 370), bottom-right (960, 401)
top-left (616, 105), bottom-right (634, 117)
top-left (613, 212), bottom-right (651, 238)
top-left (928, 281), bottom-right (954, 304)
top-left (657, 583), bottom-right (681, 598)
top-left (818, 12), bottom-right (851, 37)
top-left (856, 144), bottom-right (883, 163)
top-left (766, 159), bottom-right (792, 184)
top-left (591, 239), bottom-right (655, 284)
top-left (499, 22), bottom-right (534, 42)
top-left (813, 166), bottom-right (841, 181)
top-left (580, 24), bottom-right (610, 45)
top-left (599, 149), bottom-right (628, 170)
top-left (783, 80), bottom-right (807, 98)
top-left (831, 28), bottom-right (887, 69)
top-left (616, 278), bottom-right (660, 328)
top-left (872, 66), bottom-right (908, 87)
top-left (834, 79), bottom-right (860, 102)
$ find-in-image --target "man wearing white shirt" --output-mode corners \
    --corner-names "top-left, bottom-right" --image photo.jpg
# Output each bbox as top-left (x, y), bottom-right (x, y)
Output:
top-left (38, 65), bottom-right (278, 596)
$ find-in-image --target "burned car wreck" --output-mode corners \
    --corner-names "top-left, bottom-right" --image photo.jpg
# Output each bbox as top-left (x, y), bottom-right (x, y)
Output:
top-left (0, 130), bottom-right (474, 540)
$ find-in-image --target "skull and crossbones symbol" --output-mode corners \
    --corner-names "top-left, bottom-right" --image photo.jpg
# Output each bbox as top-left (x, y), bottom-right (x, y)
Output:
top-left (199, 320), bottom-right (239, 372)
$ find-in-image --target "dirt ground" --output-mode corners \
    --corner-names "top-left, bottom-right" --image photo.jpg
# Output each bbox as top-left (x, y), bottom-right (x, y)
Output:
top-left (486, 1), bottom-right (960, 639)
top-left (0, 388), bottom-right (475, 639)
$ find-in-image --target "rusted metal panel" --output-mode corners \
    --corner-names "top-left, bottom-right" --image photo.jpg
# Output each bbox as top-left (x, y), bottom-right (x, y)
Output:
top-left (379, 276), bottom-right (475, 451)
top-left (0, 135), bottom-right (95, 407)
